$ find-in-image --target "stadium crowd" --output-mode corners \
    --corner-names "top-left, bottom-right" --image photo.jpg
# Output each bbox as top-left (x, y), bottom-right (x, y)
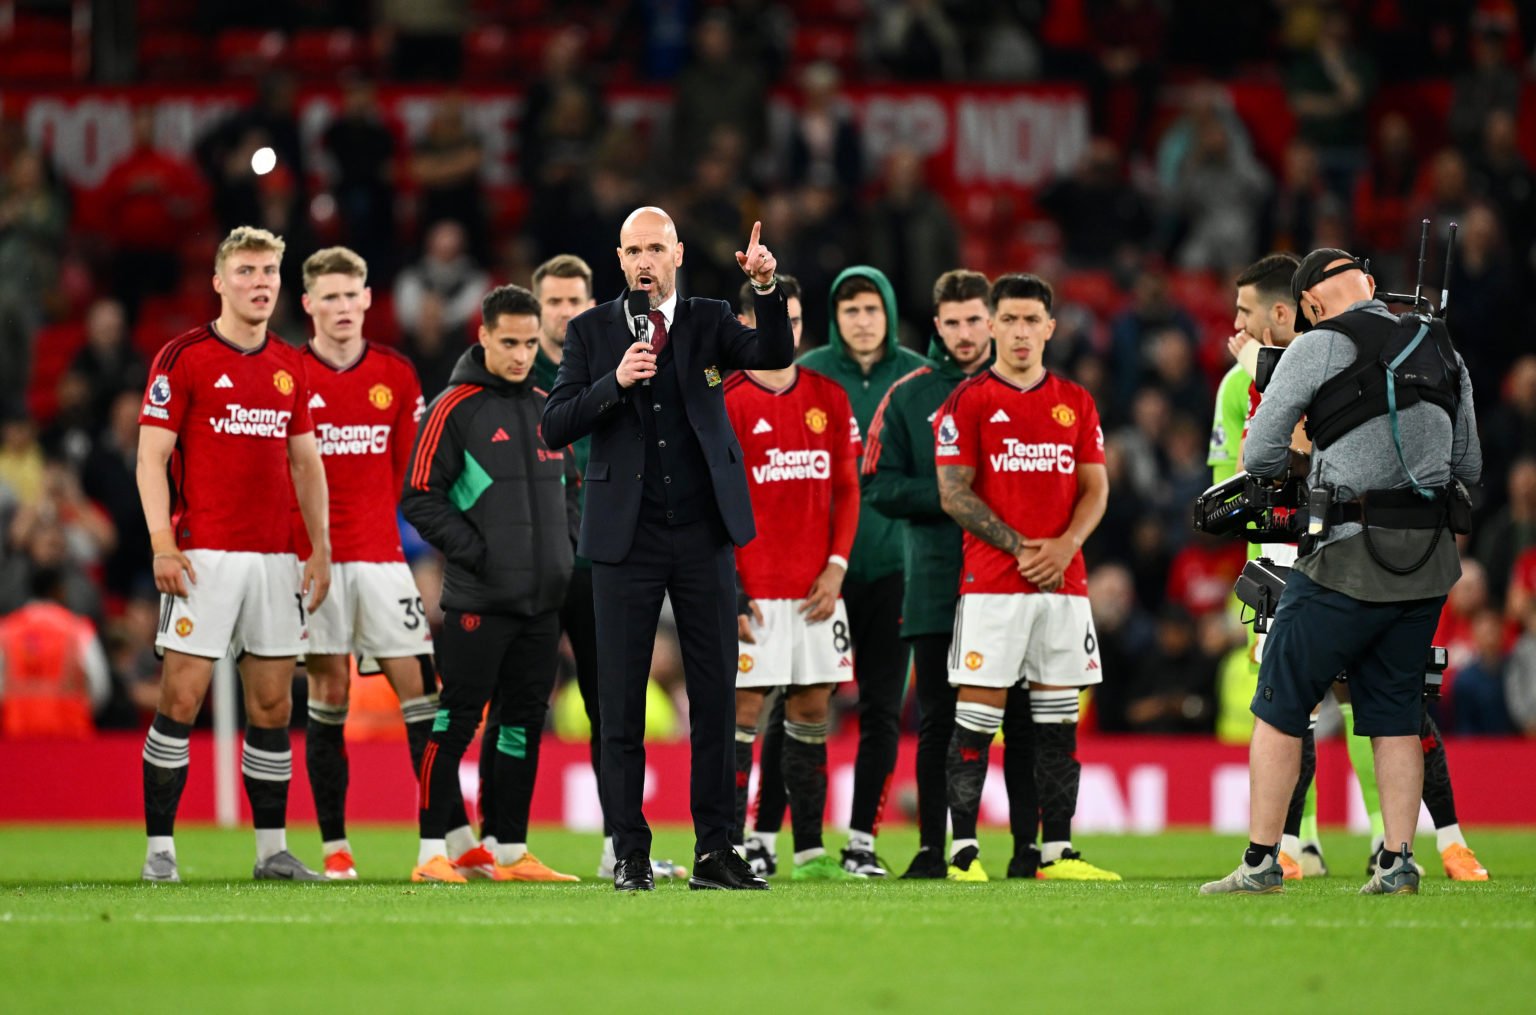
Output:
top-left (3, 0), bottom-right (1536, 745)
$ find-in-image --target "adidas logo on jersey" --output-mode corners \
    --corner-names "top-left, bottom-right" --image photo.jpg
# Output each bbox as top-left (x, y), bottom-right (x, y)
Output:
top-left (214, 374), bottom-right (234, 389)
top-left (752, 418), bottom-right (773, 434)
top-left (308, 393), bottom-right (326, 409)
top-left (491, 427), bottom-right (510, 443)
top-left (989, 409), bottom-right (1011, 423)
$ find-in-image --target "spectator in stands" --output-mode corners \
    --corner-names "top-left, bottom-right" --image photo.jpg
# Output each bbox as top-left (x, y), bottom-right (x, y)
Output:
top-left (973, 6), bottom-right (1041, 81)
top-left (93, 106), bottom-right (204, 325)
top-left (526, 83), bottom-right (607, 267)
top-left (1352, 112), bottom-right (1418, 273)
top-left (0, 404), bottom-right (45, 507)
top-left (1086, 0), bottom-right (1167, 155)
top-left (409, 94), bottom-right (488, 262)
top-left (671, 11), bottom-right (768, 175)
top-left (863, 148), bottom-right (961, 345)
top-left (784, 62), bottom-right (863, 207)
top-left (1108, 271), bottom-right (1198, 406)
top-left (677, 147), bottom-right (750, 304)
top-left (1482, 356), bottom-right (1536, 510)
top-left (0, 148), bottom-right (66, 407)
top-left (1159, 414), bottom-right (1214, 545)
top-left (1037, 137), bottom-right (1153, 272)
top-left (1444, 203), bottom-right (1518, 406)
top-left (1169, 116), bottom-right (1271, 270)
top-left (70, 299), bottom-right (145, 428)
top-left (0, 566), bottom-right (111, 739)
top-left (81, 391), bottom-right (152, 600)
top-left (1125, 606), bottom-right (1217, 733)
top-left (784, 182), bottom-right (860, 344)
top-left (1166, 531), bottom-right (1246, 620)
top-left (104, 586), bottom-right (163, 722)
top-left (1449, 609), bottom-right (1516, 735)
top-left (0, 513), bottom-right (103, 621)
top-left (395, 219), bottom-right (489, 348)
top-left (522, 26), bottom-right (607, 203)
top-left (1086, 562), bottom-right (1155, 732)
top-left (1154, 83), bottom-right (1255, 193)
top-left (1141, 327), bottom-right (1208, 422)
top-left (322, 78), bottom-right (399, 286)
top-left (1470, 109), bottom-right (1536, 281)
top-left (1476, 458), bottom-right (1536, 609)
top-left (194, 72), bottom-right (307, 228)
top-left (867, 0), bottom-right (966, 81)
top-left (379, 0), bottom-right (467, 80)
top-left (1286, 5), bottom-right (1376, 199)
top-left (1506, 630), bottom-right (1536, 736)
top-left (39, 372), bottom-right (94, 469)
top-left (1448, 15), bottom-right (1523, 158)
top-left (1263, 140), bottom-right (1328, 258)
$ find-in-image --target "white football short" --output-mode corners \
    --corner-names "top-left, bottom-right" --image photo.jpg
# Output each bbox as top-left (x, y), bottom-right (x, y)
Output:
top-left (736, 599), bottom-right (855, 689)
top-left (306, 560), bottom-right (434, 658)
top-left (156, 550), bottom-right (306, 659)
top-left (948, 592), bottom-right (1103, 689)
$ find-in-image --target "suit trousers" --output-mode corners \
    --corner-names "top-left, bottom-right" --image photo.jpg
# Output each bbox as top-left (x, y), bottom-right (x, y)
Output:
top-left (593, 513), bottom-right (738, 859)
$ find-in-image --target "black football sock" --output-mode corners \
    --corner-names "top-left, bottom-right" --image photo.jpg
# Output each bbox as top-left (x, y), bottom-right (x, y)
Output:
top-left (947, 702), bottom-right (1004, 850)
top-left (753, 698), bottom-right (788, 835)
top-left (1002, 686), bottom-right (1038, 852)
top-left (1420, 711), bottom-right (1459, 829)
top-left (783, 720), bottom-right (831, 856)
top-left (143, 712), bottom-right (192, 838)
top-left (305, 701), bottom-right (349, 844)
top-left (399, 693), bottom-right (438, 784)
top-left (493, 724), bottom-right (542, 847)
top-left (1283, 728), bottom-right (1317, 839)
top-left (1245, 841), bottom-right (1279, 867)
top-left (733, 725), bottom-right (756, 847)
top-left (243, 725), bottom-right (292, 862)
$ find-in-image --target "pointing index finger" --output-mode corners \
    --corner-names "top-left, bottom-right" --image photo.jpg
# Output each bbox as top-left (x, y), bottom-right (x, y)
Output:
top-left (749, 220), bottom-right (761, 249)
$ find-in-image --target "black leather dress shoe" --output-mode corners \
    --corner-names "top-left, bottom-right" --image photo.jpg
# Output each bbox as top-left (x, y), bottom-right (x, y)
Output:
top-left (613, 852), bottom-right (655, 892)
top-left (688, 849), bottom-right (770, 890)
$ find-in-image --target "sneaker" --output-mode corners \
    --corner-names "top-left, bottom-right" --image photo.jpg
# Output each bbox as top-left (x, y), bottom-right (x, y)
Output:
top-left (452, 845), bottom-right (497, 880)
top-left (840, 846), bottom-right (888, 878)
top-left (946, 845), bottom-right (989, 882)
top-left (1006, 845), bottom-right (1042, 880)
top-left (1364, 850), bottom-right (1424, 878)
top-left (412, 855), bottom-right (467, 884)
top-left (323, 850), bottom-right (358, 880)
top-left (793, 853), bottom-right (866, 881)
top-left (644, 858), bottom-right (684, 881)
top-left (743, 836), bottom-right (778, 878)
top-left (1278, 850), bottom-right (1303, 881)
top-left (1199, 853), bottom-right (1284, 895)
top-left (1440, 843), bottom-right (1488, 881)
top-left (1038, 848), bottom-right (1122, 881)
top-left (900, 847), bottom-right (948, 879)
top-left (1360, 846), bottom-right (1420, 895)
top-left (493, 853), bottom-right (580, 882)
top-left (141, 850), bottom-right (180, 883)
top-left (253, 850), bottom-right (325, 881)
top-left (1300, 842), bottom-right (1329, 878)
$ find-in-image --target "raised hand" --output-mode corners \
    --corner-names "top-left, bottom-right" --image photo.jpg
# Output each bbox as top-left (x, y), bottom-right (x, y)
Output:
top-left (734, 220), bottom-right (777, 285)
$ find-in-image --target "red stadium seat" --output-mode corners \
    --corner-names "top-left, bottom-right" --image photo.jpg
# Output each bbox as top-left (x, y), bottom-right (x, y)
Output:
top-left (0, 48), bottom-right (76, 84)
top-left (133, 295), bottom-right (213, 359)
top-left (137, 30), bottom-right (209, 81)
top-left (25, 322), bottom-right (89, 423)
top-left (214, 28), bottom-right (288, 79)
top-left (289, 29), bottom-right (369, 79)
top-left (462, 25), bottom-right (514, 82)
top-left (792, 26), bottom-right (857, 71)
top-left (1055, 271), bottom-right (1126, 320)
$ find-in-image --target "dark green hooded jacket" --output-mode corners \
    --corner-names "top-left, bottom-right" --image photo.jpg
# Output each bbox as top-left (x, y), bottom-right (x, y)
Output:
top-left (861, 335), bottom-right (992, 637)
top-left (798, 266), bottom-right (928, 583)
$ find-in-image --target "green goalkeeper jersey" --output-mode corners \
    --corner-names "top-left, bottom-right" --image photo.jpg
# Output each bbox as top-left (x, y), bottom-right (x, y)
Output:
top-left (1208, 363), bottom-right (1253, 486)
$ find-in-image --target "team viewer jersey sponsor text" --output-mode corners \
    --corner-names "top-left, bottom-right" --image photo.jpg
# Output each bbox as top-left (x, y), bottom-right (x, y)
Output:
top-left (138, 325), bottom-right (313, 553)
top-left (935, 369), bottom-right (1104, 597)
top-left (724, 368), bottom-right (861, 599)
top-left (300, 342), bottom-right (424, 562)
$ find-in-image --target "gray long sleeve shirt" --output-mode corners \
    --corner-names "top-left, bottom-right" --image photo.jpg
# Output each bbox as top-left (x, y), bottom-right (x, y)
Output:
top-left (1243, 299), bottom-right (1481, 602)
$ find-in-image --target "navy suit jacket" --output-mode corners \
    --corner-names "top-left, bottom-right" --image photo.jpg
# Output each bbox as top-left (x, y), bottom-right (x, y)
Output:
top-left (541, 287), bottom-right (794, 563)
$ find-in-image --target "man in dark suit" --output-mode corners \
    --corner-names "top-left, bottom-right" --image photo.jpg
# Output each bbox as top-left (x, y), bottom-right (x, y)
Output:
top-left (542, 207), bottom-right (793, 891)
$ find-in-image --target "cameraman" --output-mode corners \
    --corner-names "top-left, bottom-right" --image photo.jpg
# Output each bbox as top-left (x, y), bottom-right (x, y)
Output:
top-left (1202, 249), bottom-right (1480, 896)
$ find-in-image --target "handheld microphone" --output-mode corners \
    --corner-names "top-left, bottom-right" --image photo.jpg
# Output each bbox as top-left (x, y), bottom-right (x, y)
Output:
top-left (627, 289), bottom-right (652, 387)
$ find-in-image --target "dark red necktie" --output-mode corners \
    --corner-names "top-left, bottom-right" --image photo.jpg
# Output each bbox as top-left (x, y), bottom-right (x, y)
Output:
top-left (648, 310), bottom-right (669, 357)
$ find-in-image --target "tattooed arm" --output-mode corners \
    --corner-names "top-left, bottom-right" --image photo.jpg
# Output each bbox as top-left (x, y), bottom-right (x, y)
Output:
top-left (938, 464), bottom-right (1024, 555)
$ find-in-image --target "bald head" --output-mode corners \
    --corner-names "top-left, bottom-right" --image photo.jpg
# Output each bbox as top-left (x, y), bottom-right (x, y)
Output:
top-left (617, 206), bottom-right (684, 308)
top-left (1299, 258), bottom-right (1375, 327)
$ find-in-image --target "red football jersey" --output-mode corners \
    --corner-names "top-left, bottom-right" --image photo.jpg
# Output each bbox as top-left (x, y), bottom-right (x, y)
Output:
top-left (299, 341), bottom-right (424, 562)
top-left (138, 325), bottom-right (313, 553)
top-left (935, 369), bottom-right (1104, 597)
top-left (725, 367), bottom-right (861, 599)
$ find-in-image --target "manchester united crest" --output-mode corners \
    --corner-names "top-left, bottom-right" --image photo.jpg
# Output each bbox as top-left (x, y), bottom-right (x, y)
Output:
top-left (1051, 403), bottom-right (1077, 427)
top-left (175, 618), bottom-right (194, 637)
top-left (964, 651), bottom-right (984, 671)
top-left (273, 370), bottom-right (295, 396)
top-left (461, 613), bottom-right (481, 632)
top-left (738, 653), bottom-right (755, 673)
top-left (804, 407), bottom-right (828, 434)
top-left (369, 384), bottom-right (394, 410)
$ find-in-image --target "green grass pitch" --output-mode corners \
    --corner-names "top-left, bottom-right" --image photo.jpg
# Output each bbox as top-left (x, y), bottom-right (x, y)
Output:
top-left (3, 825), bottom-right (1533, 1014)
